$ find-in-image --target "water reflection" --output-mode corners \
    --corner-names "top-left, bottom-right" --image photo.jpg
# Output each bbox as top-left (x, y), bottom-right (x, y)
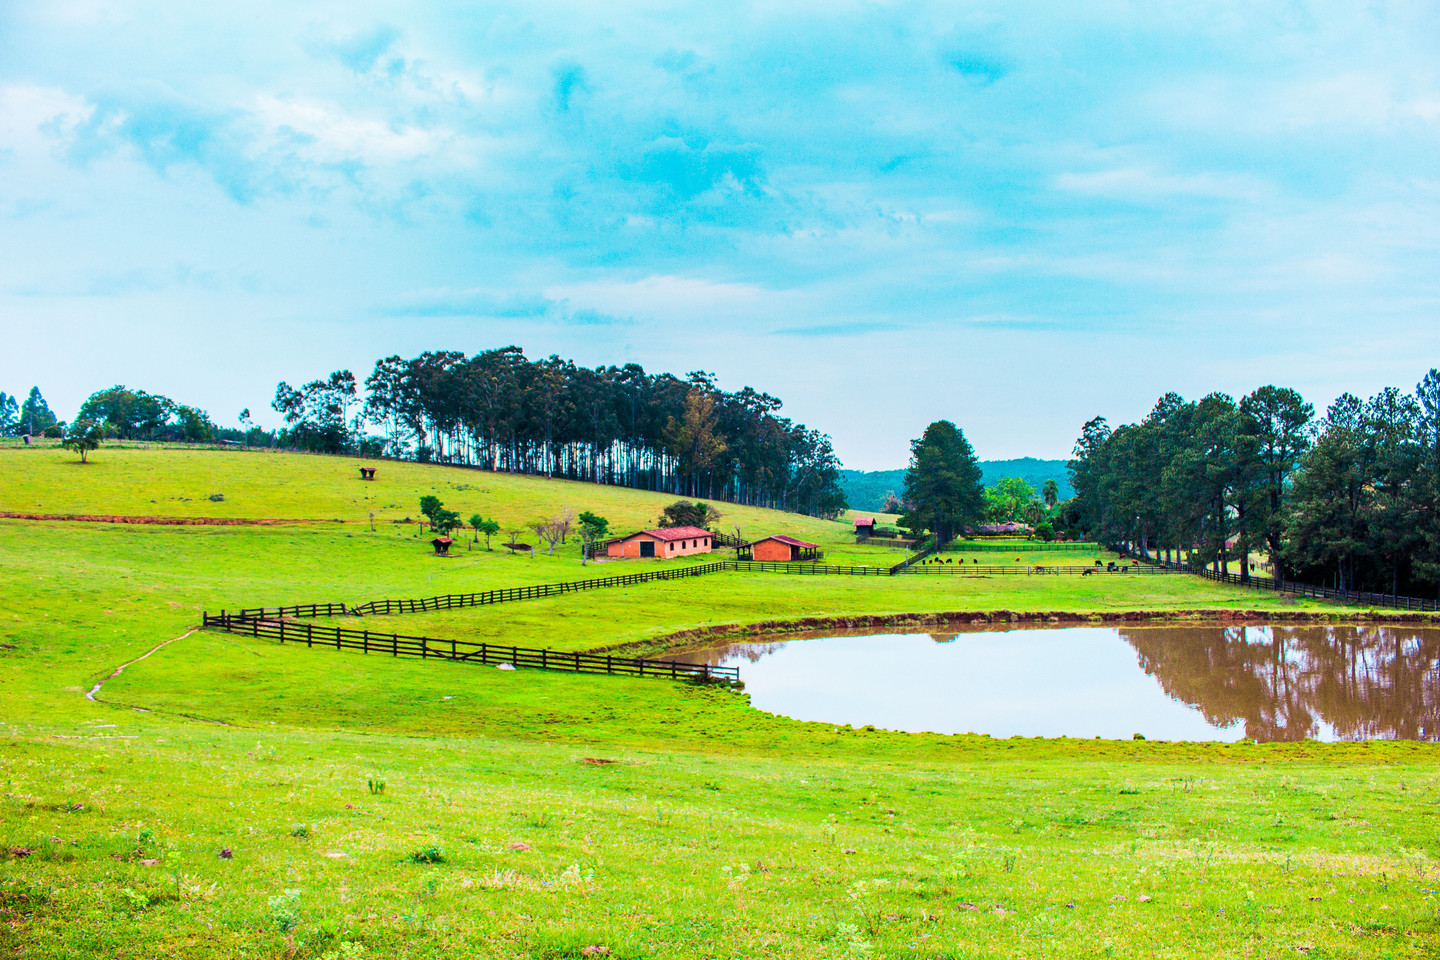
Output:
top-left (668, 624), bottom-right (1440, 742)
top-left (1123, 625), bottom-right (1440, 742)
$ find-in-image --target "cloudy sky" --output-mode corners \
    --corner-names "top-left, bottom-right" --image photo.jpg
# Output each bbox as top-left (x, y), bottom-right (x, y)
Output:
top-left (3, 1), bottom-right (1438, 469)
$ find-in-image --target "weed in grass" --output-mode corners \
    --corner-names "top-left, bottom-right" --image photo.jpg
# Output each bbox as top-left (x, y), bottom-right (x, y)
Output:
top-left (408, 845), bottom-right (444, 864)
top-left (366, 778), bottom-right (385, 795)
top-left (290, 824), bottom-right (309, 838)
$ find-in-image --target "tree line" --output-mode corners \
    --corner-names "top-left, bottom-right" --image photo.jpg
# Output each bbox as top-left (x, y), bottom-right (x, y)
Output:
top-left (274, 347), bottom-right (847, 517)
top-left (1066, 371), bottom-right (1440, 598)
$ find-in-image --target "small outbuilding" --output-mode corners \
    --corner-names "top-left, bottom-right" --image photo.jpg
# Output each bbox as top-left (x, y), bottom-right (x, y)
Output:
top-left (605, 526), bottom-right (713, 559)
top-left (853, 517), bottom-right (876, 536)
top-left (740, 535), bottom-right (822, 563)
top-left (430, 536), bottom-right (454, 556)
top-left (359, 466), bottom-right (377, 480)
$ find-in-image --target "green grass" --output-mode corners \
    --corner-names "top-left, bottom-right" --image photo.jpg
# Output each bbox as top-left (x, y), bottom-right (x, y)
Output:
top-left (3, 447), bottom-right (1439, 958)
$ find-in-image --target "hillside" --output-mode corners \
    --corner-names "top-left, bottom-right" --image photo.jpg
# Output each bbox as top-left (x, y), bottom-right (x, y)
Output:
top-left (0, 441), bottom-right (852, 547)
top-left (839, 458), bottom-right (1074, 512)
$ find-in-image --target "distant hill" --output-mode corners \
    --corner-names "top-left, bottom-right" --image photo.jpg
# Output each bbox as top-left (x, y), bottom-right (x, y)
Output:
top-left (839, 458), bottom-right (1073, 513)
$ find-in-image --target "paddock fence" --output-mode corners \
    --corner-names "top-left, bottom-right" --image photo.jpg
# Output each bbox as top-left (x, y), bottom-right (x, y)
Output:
top-left (902, 563), bottom-right (1168, 576)
top-left (200, 611), bottom-right (738, 683)
top-left (940, 541), bottom-right (1100, 553)
top-left (1122, 551), bottom-right (1440, 612)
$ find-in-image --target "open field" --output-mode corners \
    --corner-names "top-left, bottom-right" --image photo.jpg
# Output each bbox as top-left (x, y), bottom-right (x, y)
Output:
top-left (3, 448), bottom-right (1438, 958)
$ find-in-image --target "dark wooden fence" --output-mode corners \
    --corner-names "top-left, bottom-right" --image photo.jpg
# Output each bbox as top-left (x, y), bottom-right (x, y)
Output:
top-left (232, 561), bottom-right (732, 620)
top-left (729, 560), bottom-right (890, 576)
top-left (201, 611), bottom-right (738, 683)
top-left (1123, 551), bottom-right (1440, 612)
top-left (941, 541), bottom-right (1100, 553)
top-left (889, 539), bottom-right (939, 574)
top-left (903, 563), bottom-right (1167, 576)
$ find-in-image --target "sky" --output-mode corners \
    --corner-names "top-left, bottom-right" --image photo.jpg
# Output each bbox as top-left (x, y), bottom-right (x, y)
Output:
top-left (3, 1), bottom-right (1439, 470)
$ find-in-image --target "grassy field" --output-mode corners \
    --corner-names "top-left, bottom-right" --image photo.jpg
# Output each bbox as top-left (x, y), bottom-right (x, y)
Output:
top-left (3, 447), bottom-right (1438, 958)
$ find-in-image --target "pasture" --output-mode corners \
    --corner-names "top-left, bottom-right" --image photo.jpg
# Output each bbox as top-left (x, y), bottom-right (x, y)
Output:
top-left (2, 446), bottom-right (1437, 958)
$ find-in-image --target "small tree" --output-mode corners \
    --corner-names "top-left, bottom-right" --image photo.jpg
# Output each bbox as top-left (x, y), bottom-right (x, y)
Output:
top-left (658, 500), bottom-right (722, 529)
top-left (578, 511), bottom-right (610, 563)
top-left (433, 509), bottom-right (462, 536)
top-left (1042, 479), bottom-right (1060, 510)
top-left (554, 507), bottom-right (575, 544)
top-left (468, 513), bottom-right (484, 542)
top-left (529, 517), bottom-right (566, 555)
top-left (478, 518), bottom-right (500, 549)
top-left (62, 419), bottom-right (106, 463)
top-left (419, 495), bottom-right (443, 530)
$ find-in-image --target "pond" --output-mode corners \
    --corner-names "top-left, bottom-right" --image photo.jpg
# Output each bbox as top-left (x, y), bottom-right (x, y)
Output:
top-left (667, 624), bottom-right (1440, 742)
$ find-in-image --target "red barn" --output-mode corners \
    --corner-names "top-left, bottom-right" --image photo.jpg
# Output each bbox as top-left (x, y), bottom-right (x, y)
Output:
top-left (605, 526), bottom-right (713, 559)
top-left (853, 517), bottom-right (876, 536)
top-left (741, 535), bottom-right (821, 562)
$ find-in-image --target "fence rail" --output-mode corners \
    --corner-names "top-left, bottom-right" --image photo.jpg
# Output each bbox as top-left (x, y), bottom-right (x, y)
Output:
top-left (729, 560), bottom-right (891, 576)
top-left (940, 541), bottom-right (1100, 553)
top-left (889, 539), bottom-right (939, 574)
top-left (1122, 551), bottom-right (1440, 612)
top-left (903, 563), bottom-right (1167, 576)
top-left (201, 612), bottom-right (738, 683)
top-left (234, 562), bottom-right (732, 620)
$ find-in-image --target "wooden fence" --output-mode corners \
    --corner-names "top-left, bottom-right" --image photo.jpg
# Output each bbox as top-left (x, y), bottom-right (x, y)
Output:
top-left (201, 611), bottom-right (738, 683)
top-left (233, 561), bottom-right (732, 620)
top-left (941, 541), bottom-right (1099, 553)
top-left (903, 563), bottom-right (1167, 576)
top-left (1123, 551), bottom-right (1440, 612)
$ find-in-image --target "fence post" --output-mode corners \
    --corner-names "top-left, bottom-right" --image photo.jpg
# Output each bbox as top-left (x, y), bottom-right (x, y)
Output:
top-left (607, 655), bottom-right (613, 674)
top-left (363, 630), bottom-right (369, 654)
top-left (279, 620), bottom-right (285, 644)
top-left (306, 623), bottom-right (312, 648)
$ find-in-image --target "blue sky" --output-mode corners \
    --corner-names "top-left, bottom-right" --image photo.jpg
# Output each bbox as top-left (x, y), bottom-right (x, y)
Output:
top-left (3, 1), bottom-right (1438, 469)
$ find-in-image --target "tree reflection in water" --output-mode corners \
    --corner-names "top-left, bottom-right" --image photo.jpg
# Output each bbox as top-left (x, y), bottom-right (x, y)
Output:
top-left (1120, 625), bottom-right (1440, 742)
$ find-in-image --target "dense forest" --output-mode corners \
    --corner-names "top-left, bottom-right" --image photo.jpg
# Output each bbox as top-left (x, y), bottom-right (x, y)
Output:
top-left (273, 347), bottom-right (847, 517)
top-left (1067, 371), bottom-right (1440, 599)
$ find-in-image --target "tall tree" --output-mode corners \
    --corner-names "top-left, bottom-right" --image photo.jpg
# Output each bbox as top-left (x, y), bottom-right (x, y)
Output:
top-left (18, 387), bottom-right (57, 436)
top-left (901, 420), bottom-right (984, 543)
top-left (0, 392), bottom-right (17, 436)
top-left (1238, 386), bottom-right (1313, 581)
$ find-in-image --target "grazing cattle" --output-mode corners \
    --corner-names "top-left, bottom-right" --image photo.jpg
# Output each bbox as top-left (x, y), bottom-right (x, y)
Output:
top-left (1082, 568), bottom-right (1094, 576)
top-left (973, 558), bottom-right (978, 564)
top-left (1106, 562), bottom-right (1117, 571)
top-left (947, 558), bottom-right (954, 564)
top-left (1094, 559), bottom-right (1103, 566)
top-left (1034, 565), bottom-right (1045, 574)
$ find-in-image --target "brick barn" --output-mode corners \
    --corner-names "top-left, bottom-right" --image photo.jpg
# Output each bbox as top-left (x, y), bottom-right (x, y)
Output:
top-left (605, 526), bottom-right (713, 559)
top-left (740, 535), bottom-right (821, 562)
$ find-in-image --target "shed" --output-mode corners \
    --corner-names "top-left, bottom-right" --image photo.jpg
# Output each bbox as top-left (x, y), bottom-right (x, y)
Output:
top-left (605, 526), bottom-right (713, 559)
top-left (740, 535), bottom-right (821, 563)
top-left (430, 536), bottom-right (454, 556)
top-left (853, 517), bottom-right (876, 536)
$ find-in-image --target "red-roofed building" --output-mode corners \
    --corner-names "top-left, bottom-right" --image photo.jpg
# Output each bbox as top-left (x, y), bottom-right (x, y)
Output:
top-left (740, 535), bottom-right (822, 563)
top-left (605, 526), bottom-right (713, 559)
top-left (853, 517), bottom-right (876, 536)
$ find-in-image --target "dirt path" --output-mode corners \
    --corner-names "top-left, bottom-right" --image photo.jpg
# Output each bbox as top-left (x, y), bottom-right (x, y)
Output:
top-left (2, 512), bottom-right (341, 525)
top-left (86, 631), bottom-right (195, 702)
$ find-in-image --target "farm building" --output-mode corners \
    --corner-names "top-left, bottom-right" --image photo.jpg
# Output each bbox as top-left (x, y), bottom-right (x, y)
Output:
top-left (739, 535), bottom-right (822, 562)
top-left (605, 526), bottom-right (713, 559)
top-left (853, 517), bottom-right (876, 536)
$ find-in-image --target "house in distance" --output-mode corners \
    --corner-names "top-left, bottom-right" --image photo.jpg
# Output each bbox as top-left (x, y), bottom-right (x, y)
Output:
top-left (739, 535), bottom-right (822, 563)
top-left (605, 526), bottom-right (714, 559)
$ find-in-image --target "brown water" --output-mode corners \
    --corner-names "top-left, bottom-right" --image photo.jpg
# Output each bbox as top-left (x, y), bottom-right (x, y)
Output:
top-left (667, 623), bottom-right (1440, 742)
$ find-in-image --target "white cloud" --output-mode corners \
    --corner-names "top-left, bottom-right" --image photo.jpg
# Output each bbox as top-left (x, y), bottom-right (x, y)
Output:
top-left (544, 274), bottom-right (793, 322)
top-left (1053, 166), bottom-right (1267, 202)
top-left (0, 84), bottom-right (93, 158)
top-left (248, 94), bottom-right (449, 165)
